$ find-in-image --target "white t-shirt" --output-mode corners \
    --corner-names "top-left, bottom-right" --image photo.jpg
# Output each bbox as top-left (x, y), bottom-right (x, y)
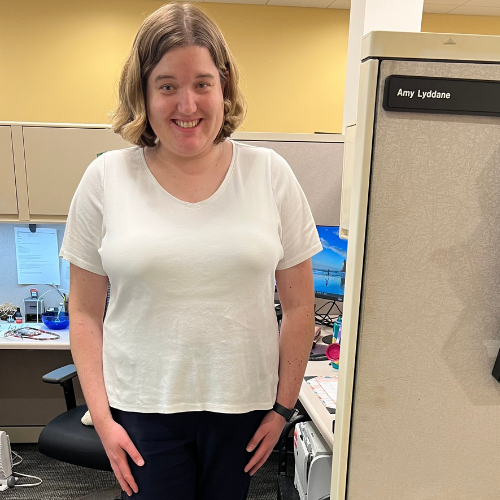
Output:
top-left (60, 140), bottom-right (322, 414)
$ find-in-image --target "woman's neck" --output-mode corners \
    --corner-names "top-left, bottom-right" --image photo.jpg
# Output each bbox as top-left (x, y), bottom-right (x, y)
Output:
top-left (150, 141), bottom-right (226, 177)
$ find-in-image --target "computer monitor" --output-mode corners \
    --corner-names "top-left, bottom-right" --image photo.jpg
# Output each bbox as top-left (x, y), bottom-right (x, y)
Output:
top-left (312, 225), bottom-right (347, 301)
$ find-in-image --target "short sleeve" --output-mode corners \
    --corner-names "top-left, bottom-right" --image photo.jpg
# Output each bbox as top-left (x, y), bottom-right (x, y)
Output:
top-left (59, 154), bottom-right (107, 276)
top-left (271, 150), bottom-right (323, 270)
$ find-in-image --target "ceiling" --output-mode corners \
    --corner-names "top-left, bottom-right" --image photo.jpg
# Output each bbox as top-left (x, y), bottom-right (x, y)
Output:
top-left (190, 0), bottom-right (500, 16)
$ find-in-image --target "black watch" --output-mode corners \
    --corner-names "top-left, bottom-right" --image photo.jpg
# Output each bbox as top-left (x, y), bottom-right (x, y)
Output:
top-left (272, 402), bottom-right (299, 422)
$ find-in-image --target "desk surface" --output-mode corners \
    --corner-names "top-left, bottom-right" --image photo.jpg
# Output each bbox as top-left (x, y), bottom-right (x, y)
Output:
top-left (0, 321), bottom-right (70, 349)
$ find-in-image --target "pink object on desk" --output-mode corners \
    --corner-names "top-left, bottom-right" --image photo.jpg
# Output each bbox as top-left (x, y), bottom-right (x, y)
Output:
top-left (325, 343), bottom-right (340, 362)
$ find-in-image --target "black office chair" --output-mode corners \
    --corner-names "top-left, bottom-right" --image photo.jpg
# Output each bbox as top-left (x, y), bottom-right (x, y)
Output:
top-left (37, 364), bottom-right (123, 500)
top-left (276, 413), bottom-right (310, 500)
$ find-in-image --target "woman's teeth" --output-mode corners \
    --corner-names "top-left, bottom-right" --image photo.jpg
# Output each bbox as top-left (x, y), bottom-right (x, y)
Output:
top-left (174, 119), bottom-right (200, 128)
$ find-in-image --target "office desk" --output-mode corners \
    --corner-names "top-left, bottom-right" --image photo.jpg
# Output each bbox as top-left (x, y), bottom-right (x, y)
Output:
top-left (0, 321), bottom-right (75, 442)
top-left (298, 332), bottom-right (338, 450)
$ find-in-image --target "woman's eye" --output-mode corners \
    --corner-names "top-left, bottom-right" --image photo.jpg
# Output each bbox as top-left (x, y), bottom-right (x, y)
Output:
top-left (198, 83), bottom-right (209, 88)
top-left (161, 85), bottom-right (173, 91)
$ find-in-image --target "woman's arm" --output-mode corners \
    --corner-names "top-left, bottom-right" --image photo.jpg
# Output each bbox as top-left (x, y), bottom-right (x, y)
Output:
top-left (69, 263), bottom-right (144, 496)
top-left (68, 263), bottom-right (112, 427)
top-left (274, 258), bottom-right (316, 409)
top-left (244, 258), bottom-right (315, 475)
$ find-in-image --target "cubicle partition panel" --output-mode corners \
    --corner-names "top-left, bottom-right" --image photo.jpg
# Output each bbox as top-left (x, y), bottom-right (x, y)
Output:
top-left (338, 36), bottom-right (500, 500)
top-left (239, 140), bottom-right (344, 227)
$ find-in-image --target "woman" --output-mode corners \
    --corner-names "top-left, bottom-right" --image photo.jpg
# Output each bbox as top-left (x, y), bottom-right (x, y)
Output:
top-left (60, 3), bottom-right (322, 499)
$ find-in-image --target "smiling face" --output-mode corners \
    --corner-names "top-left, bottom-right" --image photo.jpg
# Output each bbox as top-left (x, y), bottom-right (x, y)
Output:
top-left (145, 45), bottom-right (226, 160)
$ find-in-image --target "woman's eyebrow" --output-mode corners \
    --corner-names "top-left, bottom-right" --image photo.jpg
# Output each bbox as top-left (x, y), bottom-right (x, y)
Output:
top-left (155, 73), bottom-right (215, 83)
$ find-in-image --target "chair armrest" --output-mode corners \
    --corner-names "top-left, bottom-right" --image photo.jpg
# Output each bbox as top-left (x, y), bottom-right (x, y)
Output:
top-left (42, 364), bottom-right (78, 411)
top-left (42, 364), bottom-right (77, 384)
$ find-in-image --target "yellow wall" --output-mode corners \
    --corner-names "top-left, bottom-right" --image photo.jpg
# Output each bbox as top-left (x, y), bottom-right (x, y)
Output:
top-left (0, 0), bottom-right (349, 134)
top-left (2, 0), bottom-right (500, 135)
top-left (422, 12), bottom-right (500, 36)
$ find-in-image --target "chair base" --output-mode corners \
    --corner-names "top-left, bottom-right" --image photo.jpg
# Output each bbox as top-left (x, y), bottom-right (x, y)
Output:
top-left (76, 485), bottom-right (122, 500)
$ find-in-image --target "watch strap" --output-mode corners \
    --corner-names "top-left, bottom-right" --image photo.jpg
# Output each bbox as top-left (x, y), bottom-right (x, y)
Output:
top-left (272, 402), bottom-right (297, 422)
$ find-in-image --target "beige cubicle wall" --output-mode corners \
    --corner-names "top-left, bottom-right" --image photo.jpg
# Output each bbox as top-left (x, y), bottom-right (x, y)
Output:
top-left (236, 136), bottom-right (344, 227)
top-left (332, 33), bottom-right (500, 500)
top-left (346, 57), bottom-right (500, 500)
top-left (0, 123), bottom-right (133, 222)
top-left (0, 124), bottom-right (344, 443)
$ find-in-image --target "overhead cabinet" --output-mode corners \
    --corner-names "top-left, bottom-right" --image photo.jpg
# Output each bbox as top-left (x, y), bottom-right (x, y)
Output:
top-left (23, 126), bottom-right (132, 219)
top-left (0, 124), bottom-right (132, 222)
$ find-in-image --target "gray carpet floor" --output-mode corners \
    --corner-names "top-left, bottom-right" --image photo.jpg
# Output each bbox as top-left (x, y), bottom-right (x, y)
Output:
top-left (1, 444), bottom-right (295, 499)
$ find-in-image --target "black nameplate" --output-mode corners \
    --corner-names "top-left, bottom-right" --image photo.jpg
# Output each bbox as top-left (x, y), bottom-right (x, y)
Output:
top-left (383, 75), bottom-right (500, 117)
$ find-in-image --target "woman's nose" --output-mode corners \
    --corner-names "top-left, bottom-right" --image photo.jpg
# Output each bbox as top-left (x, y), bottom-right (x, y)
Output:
top-left (176, 88), bottom-right (197, 116)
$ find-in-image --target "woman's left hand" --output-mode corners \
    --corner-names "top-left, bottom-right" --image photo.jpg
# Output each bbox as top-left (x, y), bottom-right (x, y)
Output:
top-left (244, 410), bottom-right (287, 476)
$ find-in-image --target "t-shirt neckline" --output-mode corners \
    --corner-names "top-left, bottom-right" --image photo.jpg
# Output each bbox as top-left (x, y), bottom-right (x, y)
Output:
top-left (139, 140), bottom-right (236, 208)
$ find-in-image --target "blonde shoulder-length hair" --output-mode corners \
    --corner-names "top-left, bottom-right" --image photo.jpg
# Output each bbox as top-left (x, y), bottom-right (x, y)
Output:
top-left (110, 2), bottom-right (246, 147)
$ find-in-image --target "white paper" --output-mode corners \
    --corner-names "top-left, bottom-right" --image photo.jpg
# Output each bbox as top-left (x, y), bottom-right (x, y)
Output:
top-left (14, 227), bottom-right (61, 285)
top-left (307, 376), bottom-right (338, 409)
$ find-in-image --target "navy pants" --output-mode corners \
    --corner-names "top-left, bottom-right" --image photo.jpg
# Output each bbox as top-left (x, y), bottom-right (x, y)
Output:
top-left (110, 407), bottom-right (270, 500)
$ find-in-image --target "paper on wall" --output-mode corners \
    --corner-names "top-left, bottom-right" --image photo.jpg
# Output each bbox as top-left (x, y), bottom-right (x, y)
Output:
top-left (14, 227), bottom-right (60, 285)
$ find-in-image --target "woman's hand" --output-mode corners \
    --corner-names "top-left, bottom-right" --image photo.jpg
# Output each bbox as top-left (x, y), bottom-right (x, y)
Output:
top-left (94, 418), bottom-right (145, 496)
top-left (244, 410), bottom-right (286, 476)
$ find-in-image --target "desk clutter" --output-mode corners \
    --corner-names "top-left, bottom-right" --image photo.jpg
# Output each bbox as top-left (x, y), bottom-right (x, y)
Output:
top-left (309, 319), bottom-right (341, 368)
top-left (0, 289), bottom-right (69, 339)
top-left (0, 302), bottom-right (18, 321)
top-left (304, 376), bottom-right (338, 414)
top-left (1, 287), bottom-right (69, 324)
top-left (1, 325), bottom-right (61, 340)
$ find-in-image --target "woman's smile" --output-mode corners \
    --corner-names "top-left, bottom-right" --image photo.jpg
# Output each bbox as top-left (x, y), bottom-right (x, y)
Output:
top-left (172, 118), bottom-right (203, 130)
